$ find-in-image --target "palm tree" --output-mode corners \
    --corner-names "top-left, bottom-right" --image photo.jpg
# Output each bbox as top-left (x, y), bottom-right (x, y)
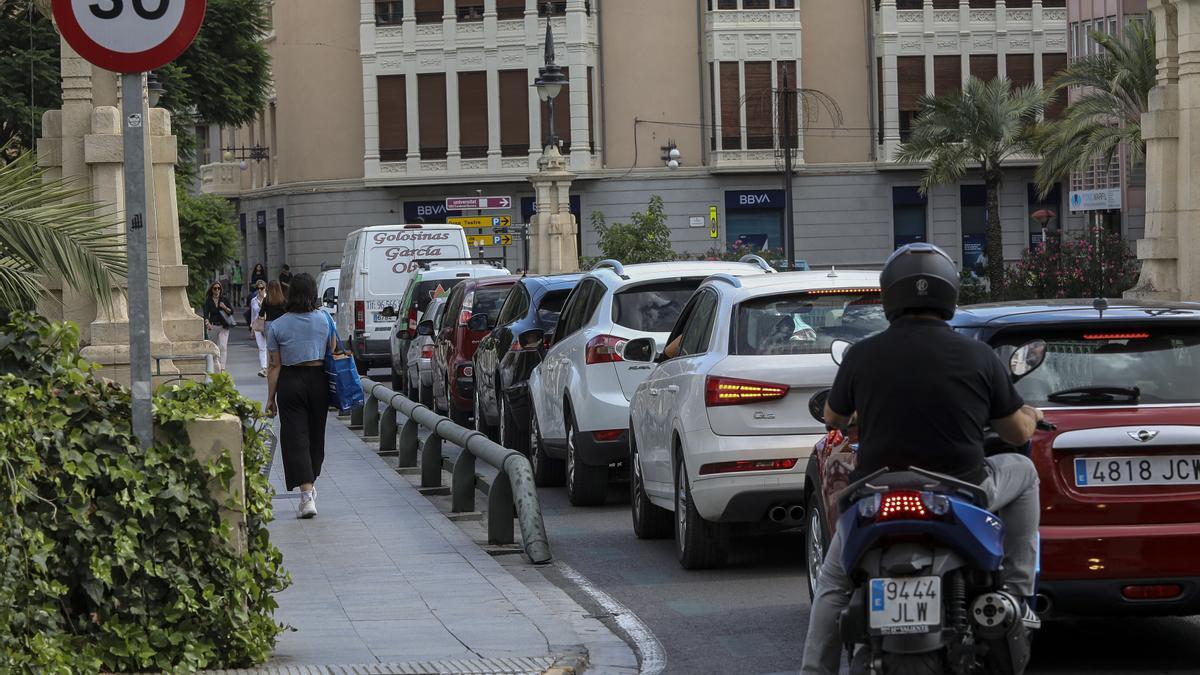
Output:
top-left (896, 76), bottom-right (1053, 292)
top-left (1034, 20), bottom-right (1156, 197)
top-left (0, 146), bottom-right (127, 311)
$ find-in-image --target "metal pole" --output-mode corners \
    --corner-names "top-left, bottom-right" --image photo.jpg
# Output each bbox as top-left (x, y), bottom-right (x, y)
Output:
top-left (781, 64), bottom-right (796, 271)
top-left (122, 72), bottom-right (152, 450)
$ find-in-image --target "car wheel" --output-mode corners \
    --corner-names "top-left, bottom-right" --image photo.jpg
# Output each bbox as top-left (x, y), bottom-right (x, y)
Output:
top-left (674, 458), bottom-right (728, 569)
top-left (630, 431), bottom-right (671, 539)
top-left (565, 412), bottom-right (608, 506)
top-left (499, 394), bottom-right (528, 454)
top-left (449, 395), bottom-right (471, 427)
top-left (474, 387), bottom-right (497, 440)
top-left (805, 491), bottom-right (828, 602)
top-left (530, 404), bottom-right (564, 487)
top-left (419, 380), bottom-right (433, 408)
top-left (391, 365), bottom-right (404, 395)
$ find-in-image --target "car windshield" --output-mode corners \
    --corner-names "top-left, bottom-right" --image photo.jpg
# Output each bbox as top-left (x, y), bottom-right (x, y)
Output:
top-left (999, 327), bottom-right (1200, 405)
top-left (536, 289), bottom-right (571, 327)
top-left (469, 285), bottom-right (513, 323)
top-left (612, 280), bottom-right (701, 333)
top-left (734, 291), bottom-right (888, 355)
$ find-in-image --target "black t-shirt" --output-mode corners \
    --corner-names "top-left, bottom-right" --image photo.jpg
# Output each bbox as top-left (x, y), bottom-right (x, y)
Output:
top-left (827, 316), bottom-right (1024, 484)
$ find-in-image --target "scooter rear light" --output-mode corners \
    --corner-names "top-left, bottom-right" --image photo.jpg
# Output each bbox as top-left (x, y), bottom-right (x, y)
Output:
top-left (875, 490), bottom-right (930, 522)
top-left (1121, 584), bottom-right (1182, 600)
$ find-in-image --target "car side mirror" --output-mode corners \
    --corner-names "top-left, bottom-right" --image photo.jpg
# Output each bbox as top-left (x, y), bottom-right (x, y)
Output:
top-left (1009, 339), bottom-right (1047, 381)
top-left (518, 329), bottom-right (545, 350)
top-left (381, 306), bottom-right (396, 318)
top-left (416, 320), bottom-right (435, 337)
top-left (468, 313), bottom-right (489, 332)
top-left (830, 339), bottom-right (852, 365)
top-left (622, 337), bottom-right (658, 363)
top-left (809, 389), bottom-right (830, 424)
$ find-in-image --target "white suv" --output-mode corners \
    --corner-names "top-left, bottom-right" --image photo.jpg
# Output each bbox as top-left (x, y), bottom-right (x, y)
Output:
top-left (526, 258), bottom-right (774, 506)
top-left (623, 270), bottom-right (885, 569)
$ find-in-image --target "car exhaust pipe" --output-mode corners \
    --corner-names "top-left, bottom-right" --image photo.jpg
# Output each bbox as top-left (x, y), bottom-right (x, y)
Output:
top-left (768, 505), bottom-right (787, 522)
top-left (788, 505), bottom-right (805, 522)
top-left (1035, 593), bottom-right (1053, 616)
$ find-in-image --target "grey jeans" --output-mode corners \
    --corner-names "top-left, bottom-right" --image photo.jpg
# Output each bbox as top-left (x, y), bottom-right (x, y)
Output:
top-left (799, 454), bottom-right (1040, 675)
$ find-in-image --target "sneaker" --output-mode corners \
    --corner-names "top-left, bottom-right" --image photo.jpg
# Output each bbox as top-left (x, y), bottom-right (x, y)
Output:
top-left (298, 491), bottom-right (317, 519)
top-left (1019, 598), bottom-right (1042, 630)
top-left (257, 369), bottom-right (267, 377)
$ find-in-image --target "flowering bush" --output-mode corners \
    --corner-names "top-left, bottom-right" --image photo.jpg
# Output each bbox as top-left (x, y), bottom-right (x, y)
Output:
top-left (1001, 226), bottom-right (1140, 301)
top-left (688, 241), bottom-right (786, 267)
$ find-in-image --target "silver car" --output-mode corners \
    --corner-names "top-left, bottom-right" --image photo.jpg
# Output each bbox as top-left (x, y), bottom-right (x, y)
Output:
top-left (406, 295), bottom-right (448, 407)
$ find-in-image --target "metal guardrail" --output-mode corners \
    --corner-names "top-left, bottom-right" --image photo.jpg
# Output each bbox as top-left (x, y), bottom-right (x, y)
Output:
top-left (354, 378), bottom-right (552, 564)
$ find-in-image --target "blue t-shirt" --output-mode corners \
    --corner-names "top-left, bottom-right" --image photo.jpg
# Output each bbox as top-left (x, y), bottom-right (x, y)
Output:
top-left (266, 310), bottom-right (332, 365)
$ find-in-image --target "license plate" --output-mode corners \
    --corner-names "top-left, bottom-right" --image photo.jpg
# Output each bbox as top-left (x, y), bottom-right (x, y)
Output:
top-left (868, 576), bottom-right (941, 634)
top-left (1074, 455), bottom-right (1200, 487)
top-left (372, 313), bottom-right (397, 323)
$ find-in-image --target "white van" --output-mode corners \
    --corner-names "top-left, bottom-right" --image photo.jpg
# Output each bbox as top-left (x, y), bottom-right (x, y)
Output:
top-left (337, 224), bottom-right (472, 372)
top-left (316, 268), bottom-right (340, 316)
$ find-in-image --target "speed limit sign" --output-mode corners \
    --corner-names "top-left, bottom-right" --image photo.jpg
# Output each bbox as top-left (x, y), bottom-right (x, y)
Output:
top-left (52, 0), bottom-right (207, 73)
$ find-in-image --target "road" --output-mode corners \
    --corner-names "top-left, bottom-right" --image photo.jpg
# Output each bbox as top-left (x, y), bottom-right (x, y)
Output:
top-left (376, 374), bottom-right (1200, 675)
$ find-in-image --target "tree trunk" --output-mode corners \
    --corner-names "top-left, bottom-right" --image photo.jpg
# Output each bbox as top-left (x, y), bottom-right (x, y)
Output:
top-left (985, 173), bottom-right (1005, 295)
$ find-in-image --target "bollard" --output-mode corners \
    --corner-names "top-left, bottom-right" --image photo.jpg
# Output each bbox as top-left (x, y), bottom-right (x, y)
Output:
top-left (363, 391), bottom-right (380, 437)
top-left (398, 417), bottom-right (419, 467)
top-left (451, 443), bottom-right (477, 513)
top-left (379, 406), bottom-right (397, 455)
top-left (421, 434), bottom-right (443, 488)
top-left (487, 468), bottom-right (515, 545)
top-left (349, 404), bottom-right (364, 430)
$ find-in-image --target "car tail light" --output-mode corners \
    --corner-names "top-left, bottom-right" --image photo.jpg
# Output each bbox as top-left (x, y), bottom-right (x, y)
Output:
top-left (592, 429), bottom-right (624, 442)
top-left (1122, 584), bottom-right (1182, 600)
top-left (1084, 332), bottom-right (1149, 340)
top-left (407, 306), bottom-right (418, 335)
top-left (704, 376), bottom-right (789, 407)
top-left (457, 364), bottom-right (474, 378)
top-left (354, 300), bottom-right (365, 332)
top-left (586, 335), bottom-right (626, 364)
top-left (699, 458), bottom-right (798, 476)
top-left (420, 345), bottom-right (434, 359)
top-left (459, 290), bottom-right (475, 326)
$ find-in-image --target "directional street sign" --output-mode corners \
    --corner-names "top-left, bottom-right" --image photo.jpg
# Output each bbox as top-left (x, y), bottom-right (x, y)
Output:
top-left (446, 196), bottom-right (513, 210)
top-left (53, 0), bottom-right (208, 73)
top-left (467, 234), bottom-right (516, 247)
top-left (500, 234), bottom-right (513, 246)
top-left (449, 215), bottom-right (512, 230)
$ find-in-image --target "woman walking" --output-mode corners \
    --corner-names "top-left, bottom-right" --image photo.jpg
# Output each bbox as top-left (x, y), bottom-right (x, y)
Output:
top-left (249, 263), bottom-right (268, 297)
top-left (254, 281), bottom-right (287, 376)
top-left (265, 273), bottom-right (333, 518)
top-left (203, 281), bottom-right (235, 372)
top-left (249, 281), bottom-right (268, 375)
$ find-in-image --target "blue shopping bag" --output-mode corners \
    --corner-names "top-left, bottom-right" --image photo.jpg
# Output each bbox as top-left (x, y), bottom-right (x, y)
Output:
top-left (324, 313), bottom-right (365, 413)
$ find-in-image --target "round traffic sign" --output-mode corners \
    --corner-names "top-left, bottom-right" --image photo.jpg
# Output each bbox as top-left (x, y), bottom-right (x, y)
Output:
top-left (52, 0), bottom-right (207, 73)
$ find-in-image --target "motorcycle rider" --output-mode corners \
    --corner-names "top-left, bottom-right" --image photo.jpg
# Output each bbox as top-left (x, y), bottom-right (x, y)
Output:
top-left (801, 243), bottom-right (1044, 675)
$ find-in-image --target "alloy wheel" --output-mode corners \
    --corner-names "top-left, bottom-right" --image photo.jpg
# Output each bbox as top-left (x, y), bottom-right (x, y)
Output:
top-left (631, 447), bottom-right (644, 521)
top-left (498, 396), bottom-right (508, 447)
top-left (566, 426), bottom-right (576, 490)
top-left (676, 463), bottom-right (688, 543)
top-left (807, 506), bottom-right (824, 597)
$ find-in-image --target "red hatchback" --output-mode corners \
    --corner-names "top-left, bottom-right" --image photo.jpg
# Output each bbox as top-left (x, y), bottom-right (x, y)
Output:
top-left (804, 299), bottom-right (1200, 617)
top-left (430, 275), bottom-right (518, 426)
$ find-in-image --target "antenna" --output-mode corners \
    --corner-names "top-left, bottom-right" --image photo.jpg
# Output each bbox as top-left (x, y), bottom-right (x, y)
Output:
top-left (827, 266), bottom-right (838, 278)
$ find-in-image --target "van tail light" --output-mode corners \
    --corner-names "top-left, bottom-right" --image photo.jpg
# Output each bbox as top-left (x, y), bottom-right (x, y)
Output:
top-left (585, 335), bottom-right (626, 364)
top-left (354, 300), bottom-right (366, 332)
top-left (420, 345), bottom-right (434, 359)
top-left (699, 458), bottom-right (798, 476)
top-left (704, 376), bottom-right (789, 407)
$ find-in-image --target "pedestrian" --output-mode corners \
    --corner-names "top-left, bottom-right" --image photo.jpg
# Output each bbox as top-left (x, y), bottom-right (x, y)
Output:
top-left (279, 264), bottom-right (293, 289)
top-left (202, 281), bottom-right (235, 372)
top-left (231, 261), bottom-right (244, 303)
top-left (250, 262), bottom-right (268, 290)
top-left (264, 273), bottom-right (332, 519)
top-left (255, 281), bottom-right (287, 377)
top-left (250, 280), bottom-right (269, 376)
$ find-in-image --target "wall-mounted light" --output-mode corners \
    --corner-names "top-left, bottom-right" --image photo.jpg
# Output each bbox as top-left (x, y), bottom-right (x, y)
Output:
top-left (661, 140), bottom-right (681, 169)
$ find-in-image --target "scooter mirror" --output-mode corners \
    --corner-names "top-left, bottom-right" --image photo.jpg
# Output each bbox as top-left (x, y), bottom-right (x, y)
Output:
top-left (808, 389), bottom-right (830, 424)
top-left (1009, 339), bottom-right (1048, 380)
top-left (830, 339), bottom-right (852, 366)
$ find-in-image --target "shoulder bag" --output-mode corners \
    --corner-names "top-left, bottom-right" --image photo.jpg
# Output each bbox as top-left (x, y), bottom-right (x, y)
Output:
top-left (323, 312), bottom-right (364, 413)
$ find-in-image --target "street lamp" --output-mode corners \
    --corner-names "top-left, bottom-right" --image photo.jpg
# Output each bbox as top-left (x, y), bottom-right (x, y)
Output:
top-left (147, 71), bottom-right (164, 107)
top-left (532, 3), bottom-right (568, 149)
top-left (1032, 208), bottom-right (1056, 249)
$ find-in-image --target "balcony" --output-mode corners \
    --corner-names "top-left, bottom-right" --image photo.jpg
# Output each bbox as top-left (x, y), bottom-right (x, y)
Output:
top-left (199, 163), bottom-right (241, 197)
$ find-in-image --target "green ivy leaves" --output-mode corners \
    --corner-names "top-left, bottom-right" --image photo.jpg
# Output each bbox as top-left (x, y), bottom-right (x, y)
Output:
top-left (0, 312), bottom-right (289, 673)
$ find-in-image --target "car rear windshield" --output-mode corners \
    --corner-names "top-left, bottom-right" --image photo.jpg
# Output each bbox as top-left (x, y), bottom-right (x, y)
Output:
top-left (612, 280), bottom-right (702, 333)
top-left (734, 291), bottom-right (888, 355)
top-left (999, 326), bottom-right (1200, 405)
top-left (413, 279), bottom-right (463, 315)
top-left (468, 285), bottom-right (513, 323)
top-left (537, 289), bottom-right (571, 327)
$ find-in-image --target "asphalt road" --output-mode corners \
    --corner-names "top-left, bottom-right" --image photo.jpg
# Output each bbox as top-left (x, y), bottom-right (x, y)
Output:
top-left (374, 374), bottom-right (1200, 675)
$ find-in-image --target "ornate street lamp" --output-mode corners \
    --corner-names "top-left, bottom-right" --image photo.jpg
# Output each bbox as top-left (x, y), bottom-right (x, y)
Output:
top-left (532, 3), bottom-right (568, 150)
top-left (147, 71), bottom-right (164, 107)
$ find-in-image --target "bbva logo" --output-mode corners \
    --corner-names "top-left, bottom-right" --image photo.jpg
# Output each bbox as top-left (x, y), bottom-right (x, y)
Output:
top-left (738, 193), bottom-right (773, 206)
top-left (416, 204), bottom-right (450, 217)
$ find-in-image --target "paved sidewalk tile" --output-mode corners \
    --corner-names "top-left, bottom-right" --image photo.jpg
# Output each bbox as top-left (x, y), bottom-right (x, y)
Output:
top-left (220, 341), bottom-right (580, 673)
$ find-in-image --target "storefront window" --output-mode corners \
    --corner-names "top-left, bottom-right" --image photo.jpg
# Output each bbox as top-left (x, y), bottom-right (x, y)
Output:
top-left (960, 185), bottom-right (988, 277)
top-left (892, 186), bottom-right (927, 248)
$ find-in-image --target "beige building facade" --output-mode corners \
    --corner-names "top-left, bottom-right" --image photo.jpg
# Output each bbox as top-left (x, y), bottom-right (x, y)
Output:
top-left (203, 0), bottom-right (1083, 279)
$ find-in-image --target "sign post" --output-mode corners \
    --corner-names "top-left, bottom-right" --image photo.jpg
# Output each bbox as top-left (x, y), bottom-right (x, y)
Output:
top-left (52, 0), bottom-right (207, 450)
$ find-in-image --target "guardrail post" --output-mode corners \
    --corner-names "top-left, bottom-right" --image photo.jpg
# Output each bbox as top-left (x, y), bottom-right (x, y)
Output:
top-left (349, 404), bottom-right (364, 430)
top-left (452, 445), bottom-right (476, 513)
top-left (363, 391), bottom-right (380, 438)
top-left (398, 417), bottom-right (419, 467)
top-left (421, 434), bottom-right (443, 488)
top-left (378, 406), bottom-right (397, 455)
top-left (487, 468), bottom-right (515, 545)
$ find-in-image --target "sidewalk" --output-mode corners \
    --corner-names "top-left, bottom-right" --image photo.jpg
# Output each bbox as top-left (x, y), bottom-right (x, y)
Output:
top-left (222, 337), bottom-right (612, 674)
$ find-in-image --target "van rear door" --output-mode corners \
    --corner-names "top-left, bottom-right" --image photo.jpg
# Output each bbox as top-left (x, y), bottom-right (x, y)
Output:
top-left (364, 228), bottom-right (466, 337)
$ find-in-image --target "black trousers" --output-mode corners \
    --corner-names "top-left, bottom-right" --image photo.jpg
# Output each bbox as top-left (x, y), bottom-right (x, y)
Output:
top-left (277, 365), bottom-right (330, 491)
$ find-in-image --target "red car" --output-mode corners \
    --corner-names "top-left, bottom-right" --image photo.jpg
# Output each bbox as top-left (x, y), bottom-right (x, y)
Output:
top-left (430, 275), bottom-right (518, 426)
top-left (804, 299), bottom-right (1200, 617)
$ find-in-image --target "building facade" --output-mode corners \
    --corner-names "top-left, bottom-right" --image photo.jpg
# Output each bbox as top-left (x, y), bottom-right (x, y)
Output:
top-left (201, 0), bottom-right (1085, 280)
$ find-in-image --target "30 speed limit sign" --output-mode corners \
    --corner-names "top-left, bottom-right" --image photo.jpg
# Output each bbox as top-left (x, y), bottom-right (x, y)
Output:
top-left (52, 0), bottom-right (207, 73)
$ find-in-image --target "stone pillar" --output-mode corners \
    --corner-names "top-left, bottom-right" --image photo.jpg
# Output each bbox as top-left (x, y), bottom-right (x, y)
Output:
top-left (181, 414), bottom-right (247, 554)
top-left (527, 145), bottom-right (580, 274)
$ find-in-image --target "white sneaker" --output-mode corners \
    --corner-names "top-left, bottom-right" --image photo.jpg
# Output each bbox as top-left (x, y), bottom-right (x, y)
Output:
top-left (298, 491), bottom-right (317, 519)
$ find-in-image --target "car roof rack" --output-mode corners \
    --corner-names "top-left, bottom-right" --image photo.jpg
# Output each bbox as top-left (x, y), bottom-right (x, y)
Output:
top-left (414, 257), bottom-right (506, 270)
top-left (592, 259), bottom-right (629, 280)
top-left (704, 273), bottom-right (742, 289)
top-left (738, 254), bottom-right (776, 273)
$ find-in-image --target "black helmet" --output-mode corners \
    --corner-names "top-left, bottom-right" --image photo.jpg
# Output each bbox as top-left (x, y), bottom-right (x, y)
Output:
top-left (880, 243), bottom-right (959, 322)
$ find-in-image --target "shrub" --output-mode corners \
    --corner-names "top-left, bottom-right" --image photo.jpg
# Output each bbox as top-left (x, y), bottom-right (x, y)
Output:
top-left (591, 195), bottom-right (675, 264)
top-left (0, 312), bottom-right (288, 673)
top-left (686, 241), bottom-right (785, 266)
top-left (1001, 226), bottom-right (1140, 300)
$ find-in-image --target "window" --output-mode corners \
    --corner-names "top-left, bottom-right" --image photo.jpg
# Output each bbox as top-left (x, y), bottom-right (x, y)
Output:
top-left (970, 54), bottom-right (997, 82)
top-left (444, 285), bottom-right (465, 330)
top-left (892, 186), bottom-right (927, 247)
top-left (743, 0), bottom-right (769, 8)
top-left (1043, 53), bottom-right (1068, 119)
top-left (375, 0), bottom-right (402, 26)
top-left (1109, 17), bottom-right (1118, 39)
top-left (734, 291), bottom-right (887, 356)
top-left (1006, 53), bottom-right (1034, 91)
top-left (456, 0), bottom-right (484, 21)
top-left (717, 0), bottom-right (737, 8)
top-left (744, 61), bottom-right (773, 149)
top-left (932, 0), bottom-right (957, 7)
top-left (540, 66), bottom-right (571, 152)
top-left (1070, 22), bottom-right (1078, 59)
top-left (897, 56), bottom-right (925, 142)
top-left (414, 278), bottom-right (464, 316)
top-left (960, 185), bottom-right (988, 276)
top-left (537, 289), bottom-right (572, 327)
top-left (896, 0), bottom-right (923, 9)
top-left (677, 291), bottom-right (719, 357)
top-left (587, 67), bottom-right (596, 153)
top-left (378, 75), bottom-right (407, 162)
top-left (554, 280), bottom-right (595, 341)
top-left (934, 55), bottom-right (961, 96)
top-left (538, 1), bottom-right (566, 16)
top-left (497, 0), bottom-right (524, 20)
top-left (775, 0), bottom-right (796, 7)
top-left (414, 0), bottom-right (441, 24)
top-left (612, 281), bottom-right (702, 333)
top-left (417, 73), bottom-right (447, 159)
top-left (968, 0), bottom-right (996, 7)
top-left (497, 286), bottom-right (531, 326)
top-left (466, 285), bottom-right (512, 325)
top-left (499, 70), bottom-right (529, 156)
top-left (719, 62), bottom-right (741, 149)
top-left (458, 71), bottom-right (489, 159)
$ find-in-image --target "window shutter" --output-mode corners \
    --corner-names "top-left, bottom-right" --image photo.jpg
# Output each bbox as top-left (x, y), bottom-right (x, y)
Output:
top-left (933, 55), bottom-right (961, 96)
top-left (1006, 53), bottom-right (1035, 91)
top-left (418, 73), bottom-right (448, 160)
top-left (969, 55), bottom-right (998, 82)
top-left (496, 0), bottom-right (524, 20)
top-left (744, 61), bottom-right (773, 149)
top-left (1043, 53), bottom-right (1069, 119)
top-left (458, 71), bottom-right (489, 159)
top-left (499, 70), bottom-right (529, 156)
top-left (377, 75), bottom-right (407, 162)
top-left (720, 62), bottom-right (741, 149)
